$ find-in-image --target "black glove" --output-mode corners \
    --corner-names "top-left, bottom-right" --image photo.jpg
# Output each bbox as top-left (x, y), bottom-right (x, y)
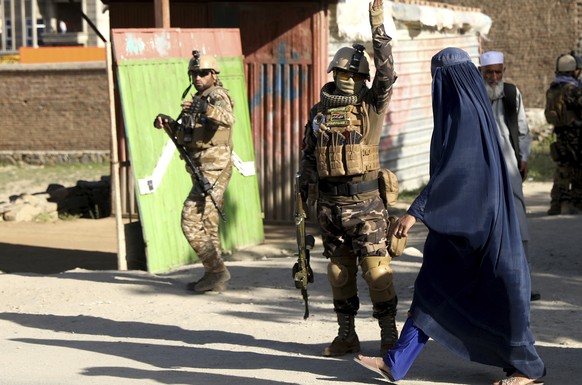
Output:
top-left (154, 114), bottom-right (175, 129)
top-left (191, 96), bottom-right (208, 114)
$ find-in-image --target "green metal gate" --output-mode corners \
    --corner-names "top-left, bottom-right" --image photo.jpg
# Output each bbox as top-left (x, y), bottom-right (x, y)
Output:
top-left (112, 29), bottom-right (264, 273)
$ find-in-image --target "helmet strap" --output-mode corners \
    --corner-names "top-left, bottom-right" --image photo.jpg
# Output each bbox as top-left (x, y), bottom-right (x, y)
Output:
top-left (181, 83), bottom-right (192, 99)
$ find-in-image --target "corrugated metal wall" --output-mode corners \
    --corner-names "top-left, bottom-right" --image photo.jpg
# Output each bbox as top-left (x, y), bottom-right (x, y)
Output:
top-left (246, 62), bottom-right (312, 223)
top-left (382, 31), bottom-right (481, 191)
top-left (242, 4), bottom-right (326, 223)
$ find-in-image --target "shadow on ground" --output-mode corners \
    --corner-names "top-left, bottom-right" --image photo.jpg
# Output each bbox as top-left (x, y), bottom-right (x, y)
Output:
top-left (0, 243), bottom-right (117, 274)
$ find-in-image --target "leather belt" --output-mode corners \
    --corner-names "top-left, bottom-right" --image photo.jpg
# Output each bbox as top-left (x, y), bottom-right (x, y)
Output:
top-left (319, 179), bottom-right (379, 196)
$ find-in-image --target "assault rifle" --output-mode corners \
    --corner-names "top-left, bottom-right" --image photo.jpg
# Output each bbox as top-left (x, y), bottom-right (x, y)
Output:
top-left (155, 109), bottom-right (226, 221)
top-left (292, 172), bottom-right (315, 319)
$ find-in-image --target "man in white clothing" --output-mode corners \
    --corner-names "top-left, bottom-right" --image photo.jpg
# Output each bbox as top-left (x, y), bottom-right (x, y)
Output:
top-left (479, 50), bottom-right (540, 301)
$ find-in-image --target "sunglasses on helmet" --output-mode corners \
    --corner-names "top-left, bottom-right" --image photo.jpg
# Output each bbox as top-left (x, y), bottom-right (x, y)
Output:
top-left (190, 69), bottom-right (212, 78)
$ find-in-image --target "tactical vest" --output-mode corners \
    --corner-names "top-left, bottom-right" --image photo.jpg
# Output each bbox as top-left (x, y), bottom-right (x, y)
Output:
top-left (314, 104), bottom-right (380, 178)
top-left (545, 83), bottom-right (577, 128)
top-left (180, 86), bottom-right (233, 150)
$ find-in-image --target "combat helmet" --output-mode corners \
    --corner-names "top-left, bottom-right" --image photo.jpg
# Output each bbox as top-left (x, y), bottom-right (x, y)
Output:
top-left (188, 50), bottom-right (220, 75)
top-left (327, 44), bottom-right (370, 80)
top-left (182, 50), bottom-right (220, 98)
top-left (556, 54), bottom-right (576, 73)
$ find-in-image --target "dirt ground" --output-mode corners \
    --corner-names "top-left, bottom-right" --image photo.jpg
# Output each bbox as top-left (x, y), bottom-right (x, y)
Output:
top-left (0, 181), bottom-right (580, 385)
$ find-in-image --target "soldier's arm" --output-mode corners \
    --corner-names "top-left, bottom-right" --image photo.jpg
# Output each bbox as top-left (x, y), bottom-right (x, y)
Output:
top-left (369, 0), bottom-right (396, 114)
top-left (299, 110), bottom-right (319, 200)
top-left (203, 88), bottom-right (236, 128)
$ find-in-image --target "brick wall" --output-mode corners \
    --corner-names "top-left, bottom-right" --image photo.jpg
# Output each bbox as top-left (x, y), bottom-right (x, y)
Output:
top-left (0, 62), bottom-right (110, 153)
top-left (426, 0), bottom-right (581, 108)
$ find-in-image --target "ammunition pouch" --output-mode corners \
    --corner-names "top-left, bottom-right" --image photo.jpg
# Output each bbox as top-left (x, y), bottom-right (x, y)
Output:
top-left (175, 124), bottom-right (193, 145)
top-left (378, 168), bottom-right (399, 207)
top-left (183, 123), bottom-right (231, 150)
top-left (387, 215), bottom-right (406, 257)
top-left (315, 142), bottom-right (380, 177)
top-left (313, 104), bottom-right (380, 177)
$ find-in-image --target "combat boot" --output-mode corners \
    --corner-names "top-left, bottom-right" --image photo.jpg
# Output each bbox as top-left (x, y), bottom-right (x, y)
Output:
top-left (547, 203), bottom-right (561, 215)
top-left (188, 269), bottom-right (231, 293)
top-left (378, 300), bottom-right (398, 355)
top-left (561, 202), bottom-right (580, 215)
top-left (322, 313), bottom-right (360, 357)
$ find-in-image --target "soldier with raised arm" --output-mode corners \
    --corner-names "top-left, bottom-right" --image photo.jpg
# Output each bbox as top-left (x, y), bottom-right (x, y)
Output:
top-left (299, 0), bottom-right (399, 357)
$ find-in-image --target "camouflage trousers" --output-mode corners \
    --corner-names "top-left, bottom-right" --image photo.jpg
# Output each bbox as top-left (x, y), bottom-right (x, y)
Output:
top-left (317, 195), bottom-right (396, 317)
top-left (181, 161), bottom-right (232, 273)
top-left (550, 164), bottom-right (582, 209)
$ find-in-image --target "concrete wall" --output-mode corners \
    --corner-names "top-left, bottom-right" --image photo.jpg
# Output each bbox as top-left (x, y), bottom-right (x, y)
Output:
top-left (433, 0), bottom-right (581, 108)
top-left (0, 62), bottom-right (110, 157)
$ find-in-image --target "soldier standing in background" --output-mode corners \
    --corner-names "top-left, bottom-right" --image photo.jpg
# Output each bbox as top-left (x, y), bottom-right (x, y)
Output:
top-left (155, 50), bottom-right (235, 293)
top-left (478, 51), bottom-right (540, 301)
top-left (544, 53), bottom-right (582, 215)
top-left (299, 0), bottom-right (399, 357)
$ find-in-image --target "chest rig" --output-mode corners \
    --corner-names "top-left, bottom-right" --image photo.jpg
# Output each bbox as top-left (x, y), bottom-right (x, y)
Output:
top-left (177, 86), bottom-right (232, 151)
top-left (314, 104), bottom-right (379, 178)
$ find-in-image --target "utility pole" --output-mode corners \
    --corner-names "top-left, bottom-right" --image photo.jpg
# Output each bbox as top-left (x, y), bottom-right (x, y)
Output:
top-left (154, 0), bottom-right (170, 28)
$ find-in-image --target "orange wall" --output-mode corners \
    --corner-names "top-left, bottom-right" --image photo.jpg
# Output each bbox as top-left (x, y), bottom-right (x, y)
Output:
top-left (19, 47), bottom-right (105, 63)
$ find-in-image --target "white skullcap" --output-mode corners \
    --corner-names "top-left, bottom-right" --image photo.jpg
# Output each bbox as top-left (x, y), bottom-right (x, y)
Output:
top-left (479, 51), bottom-right (504, 66)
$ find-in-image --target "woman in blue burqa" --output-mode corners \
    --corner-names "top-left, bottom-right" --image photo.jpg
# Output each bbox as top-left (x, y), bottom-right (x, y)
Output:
top-left (354, 47), bottom-right (546, 385)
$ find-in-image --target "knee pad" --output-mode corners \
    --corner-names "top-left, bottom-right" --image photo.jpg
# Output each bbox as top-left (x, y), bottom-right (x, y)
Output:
top-left (361, 256), bottom-right (393, 291)
top-left (327, 256), bottom-right (358, 299)
top-left (327, 261), bottom-right (349, 288)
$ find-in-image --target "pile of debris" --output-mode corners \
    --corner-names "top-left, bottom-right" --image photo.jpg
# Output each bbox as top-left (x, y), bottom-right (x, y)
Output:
top-left (0, 176), bottom-right (111, 222)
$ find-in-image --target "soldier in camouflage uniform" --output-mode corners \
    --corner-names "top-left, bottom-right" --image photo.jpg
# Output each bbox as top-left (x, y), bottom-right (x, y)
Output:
top-left (299, 0), bottom-right (398, 357)
top-left (155, 51), bottom-right (235, 293)
top-left (544, 53), bottom-right (582, 215)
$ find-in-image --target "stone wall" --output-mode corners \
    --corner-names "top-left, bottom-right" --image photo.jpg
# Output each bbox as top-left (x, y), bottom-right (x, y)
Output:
top-left (0, 62), bottom-right (111, 157)
top-left (429, 0), bottom-right (581, 108)
top-left (0, 150), bottom-right (110, 166)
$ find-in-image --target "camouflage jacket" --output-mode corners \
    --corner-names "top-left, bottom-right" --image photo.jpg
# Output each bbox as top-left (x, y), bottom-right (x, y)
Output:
top-left (182, 85), bottom-right (235, 172)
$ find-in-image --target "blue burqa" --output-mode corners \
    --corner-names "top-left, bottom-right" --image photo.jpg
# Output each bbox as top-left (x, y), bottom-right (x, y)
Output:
top-left (407, 48), bottom-right (545, 378)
